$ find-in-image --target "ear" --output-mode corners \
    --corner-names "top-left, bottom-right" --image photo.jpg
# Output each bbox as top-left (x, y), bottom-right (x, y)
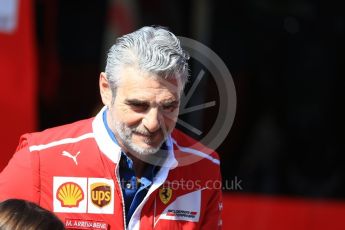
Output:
top-left (99, 72), bottom-right (113, 106)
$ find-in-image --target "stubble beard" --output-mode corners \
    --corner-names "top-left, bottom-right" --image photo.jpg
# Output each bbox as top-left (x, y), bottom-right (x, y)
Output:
top-left (114, 121), bottom-right (169, 156)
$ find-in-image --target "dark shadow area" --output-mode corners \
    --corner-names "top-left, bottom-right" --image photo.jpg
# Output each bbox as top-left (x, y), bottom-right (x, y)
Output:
top-left (36, 0), bottom-right (345, 199)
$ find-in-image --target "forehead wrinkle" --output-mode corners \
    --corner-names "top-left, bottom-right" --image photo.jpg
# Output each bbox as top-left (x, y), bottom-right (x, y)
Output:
top-left (120, 67), bottom-right (181, 92)
top-left (120, 84), bottom-right (178, 101)
top-left (124, 96), bottom-right (178, 108)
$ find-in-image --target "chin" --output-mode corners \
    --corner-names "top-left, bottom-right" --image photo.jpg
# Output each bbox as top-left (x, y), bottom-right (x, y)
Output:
top-left (142, 142), bottom-right (161, 151)
top-left (128, 141), bottom-right (162, 155)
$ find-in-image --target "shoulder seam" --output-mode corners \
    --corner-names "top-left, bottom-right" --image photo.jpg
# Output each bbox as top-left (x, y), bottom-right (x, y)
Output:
top-left (172, 138), bottom-right (220, 165)
top-left (28, 133), bottom-right (95, 152)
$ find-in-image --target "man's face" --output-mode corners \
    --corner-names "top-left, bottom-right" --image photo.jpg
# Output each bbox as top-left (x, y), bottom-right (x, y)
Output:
top-left (100, 67), bottom-right (180, 156)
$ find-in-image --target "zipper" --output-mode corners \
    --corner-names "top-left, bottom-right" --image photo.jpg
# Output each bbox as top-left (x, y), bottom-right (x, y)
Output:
top-left (115, 163), bottom-right (127, 230)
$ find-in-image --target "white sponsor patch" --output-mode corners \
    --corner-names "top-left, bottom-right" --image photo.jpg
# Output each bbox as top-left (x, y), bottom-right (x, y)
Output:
top-left (65, 218), bottom-right (109, 230)
top-left (53, 177), bottom-right (115, 214)
top-left (158, 189), bottom-right (201, 222)
top-left (53, 177), bottom-right (87, 213)
top-left (88, 178), bottom-right (114, 214)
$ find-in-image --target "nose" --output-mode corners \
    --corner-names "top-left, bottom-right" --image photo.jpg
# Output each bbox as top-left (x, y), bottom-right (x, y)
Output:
top-left (143, 108), bottom-right (161, 133)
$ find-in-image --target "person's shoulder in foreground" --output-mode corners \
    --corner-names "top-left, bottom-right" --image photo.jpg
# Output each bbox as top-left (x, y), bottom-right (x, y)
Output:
top-left (0, 198), bottom-right (65, 230)
top-left (0, 25), bottom-right (223, 229)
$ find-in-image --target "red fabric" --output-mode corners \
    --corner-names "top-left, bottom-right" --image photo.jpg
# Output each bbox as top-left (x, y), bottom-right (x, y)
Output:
top-left (0, 109), bottom-right (222, 229)
top-left (222, 194), bottom-right (345, 230)
top-left (0, 0), bottom-right (37, 170)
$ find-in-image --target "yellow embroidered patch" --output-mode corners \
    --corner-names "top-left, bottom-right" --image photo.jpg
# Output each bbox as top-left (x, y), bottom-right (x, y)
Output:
top-left (159, 187), bottom-right (172, 204)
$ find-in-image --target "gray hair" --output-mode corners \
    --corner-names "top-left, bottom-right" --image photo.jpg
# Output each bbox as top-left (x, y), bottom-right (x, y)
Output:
top-left (105, 26), bottom-right (189, 95)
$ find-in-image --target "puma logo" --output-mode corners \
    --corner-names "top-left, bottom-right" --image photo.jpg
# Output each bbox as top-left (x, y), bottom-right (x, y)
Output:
top-left (62, 151), bottom-right (81, 165)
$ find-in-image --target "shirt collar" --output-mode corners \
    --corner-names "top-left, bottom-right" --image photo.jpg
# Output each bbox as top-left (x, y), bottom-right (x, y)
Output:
top-left (120, 152), bottom-right (158, 182)
top-left (102, 107), bottom-right (119, 145)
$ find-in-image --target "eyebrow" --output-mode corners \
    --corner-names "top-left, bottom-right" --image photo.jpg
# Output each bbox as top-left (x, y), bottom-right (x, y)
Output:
top-left (124, 99), bottom-right (149, 105)
top-left (161, 100), bottom-right (179, 107)
top-left (124, 99), bottom-right (179, 106)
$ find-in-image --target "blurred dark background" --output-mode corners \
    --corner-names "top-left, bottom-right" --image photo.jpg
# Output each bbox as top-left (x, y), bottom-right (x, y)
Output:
top-left (35, 0), bottom-right (345, 200)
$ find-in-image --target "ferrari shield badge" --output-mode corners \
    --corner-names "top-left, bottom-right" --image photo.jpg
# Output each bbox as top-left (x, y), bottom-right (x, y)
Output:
top-left (159, 187), bottom-right (172, 204)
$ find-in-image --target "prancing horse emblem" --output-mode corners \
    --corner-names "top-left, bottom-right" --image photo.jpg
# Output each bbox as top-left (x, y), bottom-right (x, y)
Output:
top-left (159, 187), bottom-right (172, 204)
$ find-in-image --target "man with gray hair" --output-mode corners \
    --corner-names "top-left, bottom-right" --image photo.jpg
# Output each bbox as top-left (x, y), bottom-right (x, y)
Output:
top-left (0, 26), bottom-right (222, 229)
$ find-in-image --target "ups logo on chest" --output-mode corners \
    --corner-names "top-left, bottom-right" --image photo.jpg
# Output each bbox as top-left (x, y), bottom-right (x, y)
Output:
top-left (91, 182), bottom-right (111, 208)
